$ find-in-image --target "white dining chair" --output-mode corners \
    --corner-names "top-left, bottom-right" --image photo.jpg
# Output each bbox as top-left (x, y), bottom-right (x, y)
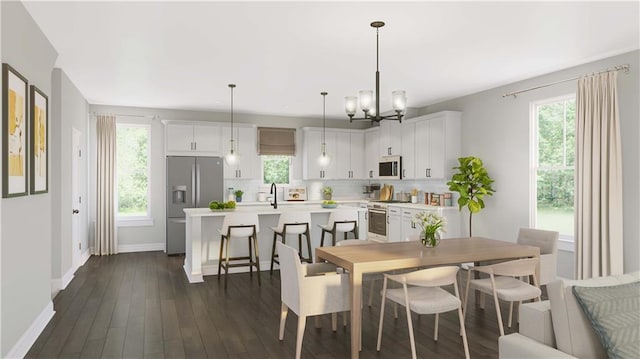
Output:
top-left (318, 209), bottom-right (359, 246)
top-left (516, 228), bottom-right (558, 286)
top-left (217, 212), bottom-right (260, 290)
top-left (277, 242), bottom-right (350, 359)
top-left (377, 266), bottom-right (470, 359)
top-left (270, 211), bottom-right (312, 274)
top-left (463, 257), bottom-right (541, 336)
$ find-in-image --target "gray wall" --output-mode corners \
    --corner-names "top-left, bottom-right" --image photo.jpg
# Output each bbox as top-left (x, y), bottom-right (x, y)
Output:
top-left (1, 1), bottom-right (58, 356)
top-left (419, 50), bottom-right (640, 276)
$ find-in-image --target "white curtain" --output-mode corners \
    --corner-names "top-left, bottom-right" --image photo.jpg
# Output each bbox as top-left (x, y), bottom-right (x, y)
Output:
top-left (96, 114), bottom-right (117, 255)
top-left (575, 72), bottom-right (623, 279)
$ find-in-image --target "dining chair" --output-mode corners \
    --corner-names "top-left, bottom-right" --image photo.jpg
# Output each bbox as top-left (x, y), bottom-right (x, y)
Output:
top-left (463, 257), bottom-right (541, 336)
top-left (516, 228), bottom-right (559, 286)
top-left (276, 242), bottom-right (350, 359)
top-left (377, 266), bottom-right (470, 359)
top-left (270, 211), bottom-right (312, 274)
top-left (318, 209), bottom-right (359, 246)
top-left (217, 212), bottom-right (260, 290)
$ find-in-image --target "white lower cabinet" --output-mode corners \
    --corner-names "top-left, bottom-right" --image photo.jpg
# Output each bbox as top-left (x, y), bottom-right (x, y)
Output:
top-left (387, 207), bottom-right (402, 242)
top-left (387, 205), bottom-right (461, 242)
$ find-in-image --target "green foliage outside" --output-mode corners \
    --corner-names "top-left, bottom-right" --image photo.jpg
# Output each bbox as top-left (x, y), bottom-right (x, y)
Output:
top-left (116, 126), bottom-right (149, 216)
top-left (263, 155), bottom-right (290, 184)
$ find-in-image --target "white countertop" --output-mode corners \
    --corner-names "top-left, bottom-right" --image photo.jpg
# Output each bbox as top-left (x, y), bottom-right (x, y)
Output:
top-left (184, 204), bottom-right (367, 217)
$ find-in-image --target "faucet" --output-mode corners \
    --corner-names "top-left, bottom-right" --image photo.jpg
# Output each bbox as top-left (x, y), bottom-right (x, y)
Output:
top-left (270, 183), bottom-right (278, 209)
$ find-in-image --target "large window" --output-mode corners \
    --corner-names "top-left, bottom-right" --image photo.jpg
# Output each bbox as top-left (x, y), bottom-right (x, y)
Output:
top-left (531, 96), bottom-right (575, 240)
top-left (262, 155), bottom-right (290, 185)
top-left (116, 124), bottom-right (150, 218)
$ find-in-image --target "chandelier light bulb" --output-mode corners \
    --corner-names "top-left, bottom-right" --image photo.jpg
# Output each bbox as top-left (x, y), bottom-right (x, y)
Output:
top-left (345, 96), bottom-right (358, 116)
top-left (359, 90), bottom-right (373, 111)
top-left (392, 90), bottom-right (407, 112)
top-left (225, 148), bottom-right (238, 166)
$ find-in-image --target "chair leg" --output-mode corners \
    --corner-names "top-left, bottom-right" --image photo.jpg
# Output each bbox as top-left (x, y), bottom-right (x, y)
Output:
top-left (224, 237), bottom-right (231, 290)
top-left (377, 277), bottom-right (388, 351)
top-left (270, 232), bottom-right (278, 275)
top-left (463, 270), bottom-right (471, 321)
top-left (295, 315), bottom-right (306, 359)
top-left (434, 313), bottom-right (439, 341)
top-left (403, 286), bottom-right (417, 359)
top-left (508, 301), bottom-right (514, 328)
top-left (491, 286), bottom-right (505, 336)
top-left (279, 302), bottom-right (288, 340)
top-left (457, 306), bottom-right (471, 359)
top-left (218, 235), bottom-right (225, 277)
top-left (331, 313), bottom-right (337, 331)
top-left (248, 236), bottom-right (253, 276)
top-left (253, 234), bottom-right (261, 286)
top-left (320, 230), bottom-right (326, 247)
top-left (332, 229), bottom-right (337, 246)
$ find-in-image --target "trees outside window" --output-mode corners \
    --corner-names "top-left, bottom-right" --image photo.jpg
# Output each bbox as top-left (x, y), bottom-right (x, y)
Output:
top-left (532, 96), bottom-right (575, 239)
top-left (116, 124), bottom-right (150, 217)
top-left (263, 155), bottom-right (290, 185)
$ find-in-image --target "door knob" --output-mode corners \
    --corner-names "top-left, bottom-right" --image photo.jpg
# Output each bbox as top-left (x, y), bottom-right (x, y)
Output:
top-left (72, 209), bottom-right (79, 214)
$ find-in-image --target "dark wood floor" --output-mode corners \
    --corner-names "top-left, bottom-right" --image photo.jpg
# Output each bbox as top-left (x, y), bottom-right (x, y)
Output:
top-left (26, 252), bottom-right (521, 358)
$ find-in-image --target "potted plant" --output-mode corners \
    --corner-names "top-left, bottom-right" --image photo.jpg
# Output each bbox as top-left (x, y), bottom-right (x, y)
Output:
top-left (234, 189), bottom-right (244, 202)
top-left (322, 186), bottom-right (332, 200)
top-left (412, 211), bottom-right (446, 247)
top-left (447, 156), bottom-right (496, 237)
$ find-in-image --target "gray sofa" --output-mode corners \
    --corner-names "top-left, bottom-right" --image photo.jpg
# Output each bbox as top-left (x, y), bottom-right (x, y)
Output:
top-left (499, 271), bottom-right (640, 358)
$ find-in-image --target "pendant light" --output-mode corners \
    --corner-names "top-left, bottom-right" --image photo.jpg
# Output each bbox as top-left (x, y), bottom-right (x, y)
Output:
top-left (317, 91), bottom-right (330, 166)
top-left (225, 84), bottom-right (238, 165)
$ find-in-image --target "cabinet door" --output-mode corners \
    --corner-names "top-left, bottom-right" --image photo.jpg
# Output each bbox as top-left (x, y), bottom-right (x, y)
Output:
top-left (401, 122), bottom-right (416, 179)
top-left (322, 132), bottom-right (337, 179)
top-left (364, 129), bottom-right (380, 179)
top-left (401, 209), bottom-right (422, 240)
top-left (349, 132), bottom-right (365, 179)
top-left (236, 126), bottom-right (258, 179)
top-left (166, 124), bottom-right (194, 152)
top-left (427, 117), bottom-right (446, 179)
top-left (379, 120), bottom-right (402, 156)
top-left (387, 207), bottom-right (402, 242)
top-left (414, 120), bottom-right (430, 178)
top-left (194, 125), bottom-right (222, 154)
top-left (303, 130), bottom-right (323, 179)
top-left (334, 132), bottom-right (351, 179)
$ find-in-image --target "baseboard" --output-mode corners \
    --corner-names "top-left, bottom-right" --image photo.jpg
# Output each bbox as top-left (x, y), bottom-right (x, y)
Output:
top-left (6, 301), bottom-right (55, 359)
top-left (51, 279), bottom-right (61, 298)
top-left (61, 266), bottom-right (75, 290)
top-left (80, 248), bottom-right (91, 266)
top-left (118, 242), bottom-right (165, 253)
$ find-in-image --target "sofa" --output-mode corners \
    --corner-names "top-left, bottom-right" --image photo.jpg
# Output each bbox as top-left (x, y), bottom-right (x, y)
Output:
top-left (499, 271), bottom-right (640, 358)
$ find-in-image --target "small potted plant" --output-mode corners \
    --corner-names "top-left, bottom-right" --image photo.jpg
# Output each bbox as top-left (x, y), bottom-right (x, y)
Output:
top-left (234, 189), bottom-right (244, 202)
top-left (322, 186), bottom-right (332, 200)
top-left (412, 211), bottom-right (446, 247)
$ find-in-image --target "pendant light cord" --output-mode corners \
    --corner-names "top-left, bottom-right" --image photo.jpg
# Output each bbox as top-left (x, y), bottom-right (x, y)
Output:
top-left (321, 92), bottom-right (327, 146)
top-left (228, 84), bottom-right (235, 146)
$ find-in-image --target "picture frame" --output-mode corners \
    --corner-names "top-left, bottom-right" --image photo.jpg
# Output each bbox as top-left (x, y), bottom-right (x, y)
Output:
top-left (2, 63), bottom-right (29, 198)
top-left (30, 85), bottom-right (48, 194)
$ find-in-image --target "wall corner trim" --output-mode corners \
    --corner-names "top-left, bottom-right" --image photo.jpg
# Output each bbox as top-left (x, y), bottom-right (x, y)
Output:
top-left (80, 249), bottom-right (91, 266)
top-left (6, 301), bottom-right (55, 359)
top-left (60, 267), bottom-right (75, 290)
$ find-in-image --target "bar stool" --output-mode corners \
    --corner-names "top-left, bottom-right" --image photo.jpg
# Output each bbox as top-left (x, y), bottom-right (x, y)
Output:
top-left (217, 212), bottom-right (261, 290)
top-left (270, 211), bottom-right (312, 274)
top-left (319, 209), bottom-right (359, 247)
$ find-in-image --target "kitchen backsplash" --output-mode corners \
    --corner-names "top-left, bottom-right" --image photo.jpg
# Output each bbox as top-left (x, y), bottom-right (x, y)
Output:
top-left (224, 178), bottom-right (455, 205)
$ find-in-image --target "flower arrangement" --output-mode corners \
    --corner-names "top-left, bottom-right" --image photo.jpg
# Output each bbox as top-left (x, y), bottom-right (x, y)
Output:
top-left (412, 211), bottom-right (446, 247)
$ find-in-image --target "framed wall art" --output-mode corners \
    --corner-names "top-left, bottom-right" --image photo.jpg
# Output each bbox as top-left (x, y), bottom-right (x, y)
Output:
top-left (30, 85), bottom-right (48, 194)
top-left (2, 63), bottom-right (29, 198)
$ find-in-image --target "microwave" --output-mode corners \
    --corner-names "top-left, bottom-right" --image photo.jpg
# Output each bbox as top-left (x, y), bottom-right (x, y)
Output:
top-left (378, 155), bottom-right (402, 180)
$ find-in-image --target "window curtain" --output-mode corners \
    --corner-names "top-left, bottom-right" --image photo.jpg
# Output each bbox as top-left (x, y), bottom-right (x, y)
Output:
top-left (575, 72), bottom-right (623, 279)
top-left (257, 127), bottom-right (296, 155)
top-left (95, 114), bottom-right (117, 255)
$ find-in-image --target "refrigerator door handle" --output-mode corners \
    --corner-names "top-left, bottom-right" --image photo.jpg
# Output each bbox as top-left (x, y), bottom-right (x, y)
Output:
top-left (191, 164), bottom-right (196, 206)
top-left (168, 218), bottom-right (187, 224)
top-left (195, 163), bottom-right (201, 207)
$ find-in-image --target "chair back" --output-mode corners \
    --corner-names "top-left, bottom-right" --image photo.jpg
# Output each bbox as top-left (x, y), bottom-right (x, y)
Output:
top-left (327, 209), bottom-right (358, 232)
top-left (517, 228), bottom-right (558, 255)
top-left (221, 212), bottom-right (260, 237)
top-left (275, 212), bottom-right (311, 234)
top-left (336, 239), bottom-right (373, 247)
top-left (488, 258), bottom-right (539, 278)
top-left (402, 266), bottom-right (459, 288)
top-left (276, 242), bottom-right (303, 310)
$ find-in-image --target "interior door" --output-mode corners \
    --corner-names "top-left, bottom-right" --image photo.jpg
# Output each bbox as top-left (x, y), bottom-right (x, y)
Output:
top-left (71, 128), bottom-right (82, 269)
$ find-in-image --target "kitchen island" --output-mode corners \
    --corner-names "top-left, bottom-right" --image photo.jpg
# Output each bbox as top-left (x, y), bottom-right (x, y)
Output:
top-left (182, 204), bottom-right (367, 283)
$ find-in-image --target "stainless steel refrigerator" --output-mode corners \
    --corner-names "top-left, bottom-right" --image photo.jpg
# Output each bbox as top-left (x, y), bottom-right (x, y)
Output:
top-left (166, 156), bottom-right (224, 255)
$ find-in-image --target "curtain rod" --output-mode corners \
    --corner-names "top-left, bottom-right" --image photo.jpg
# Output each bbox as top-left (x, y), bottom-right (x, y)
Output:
top-left (502, 64), bottom-right (630, 98)
top-left (92, 112), bottom-right (157, 119)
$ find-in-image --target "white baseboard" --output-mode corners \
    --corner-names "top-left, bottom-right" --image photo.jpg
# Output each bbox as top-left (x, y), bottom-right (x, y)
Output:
top-left (118, 242), bottom-right (165, 253)
top-left (6, 301), bottom-right (55, 359)
top-left (51, 279), bottom-right (61, 298)
top-left (80, 248), bottom-right (91, 266)
top-left (61, 266), bottom-right (75, 290)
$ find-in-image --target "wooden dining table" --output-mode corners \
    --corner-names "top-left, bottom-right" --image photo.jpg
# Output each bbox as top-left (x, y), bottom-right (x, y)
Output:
top-left (315, 237), bottom-right (541, 358)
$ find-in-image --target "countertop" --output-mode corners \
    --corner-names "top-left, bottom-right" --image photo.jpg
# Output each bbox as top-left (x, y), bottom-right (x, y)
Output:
top-left (184, 204), bottom-right (367, 217)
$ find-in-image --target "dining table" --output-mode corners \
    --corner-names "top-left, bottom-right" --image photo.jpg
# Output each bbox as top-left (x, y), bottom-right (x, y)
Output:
top-left (315, 236), bottom-right (541, 358)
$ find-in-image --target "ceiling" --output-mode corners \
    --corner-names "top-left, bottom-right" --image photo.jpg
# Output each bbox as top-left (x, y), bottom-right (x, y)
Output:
top-left (22, 1), bottom-right (639, 120)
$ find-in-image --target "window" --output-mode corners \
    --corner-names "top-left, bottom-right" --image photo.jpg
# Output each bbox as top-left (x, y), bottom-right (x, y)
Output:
top-left (262, 155), bottom-right (290, 185)
top-left (116, 124), bottom-right (150, 219)
top-left (531, 96), bottom-right (575, 241)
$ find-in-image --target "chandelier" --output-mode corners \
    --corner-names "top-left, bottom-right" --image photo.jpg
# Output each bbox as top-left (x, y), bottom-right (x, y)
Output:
top-left (345, 21), bottom-right (407, 123)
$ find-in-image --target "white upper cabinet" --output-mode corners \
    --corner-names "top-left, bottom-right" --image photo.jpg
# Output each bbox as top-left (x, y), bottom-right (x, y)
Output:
top-left (302, 128), bottom-right (363, 180)
top-left (222, 125), bottom-right (259, 179)
top-left (349, 132), bottom-right (365, 179)
top-left (378, 120), bottom-right (402, 156)
top-left (401, 122), bottom-right (416, 179)
top-left (364, 128), bottom-right (380, 179)
top-left (165, 122), bottom-right (222, 156)
top-left (335, 131), bottom-right (365, 179)
top-left (407, 111), bottom-right (461, 180)
top-left (302, 128), bottom-right (336, 179)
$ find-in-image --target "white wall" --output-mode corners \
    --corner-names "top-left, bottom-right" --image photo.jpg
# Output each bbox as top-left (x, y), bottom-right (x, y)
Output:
top-left (420, 50), bottom-right (640, 277)
top-left (1, 2), bottom-right (58, 356)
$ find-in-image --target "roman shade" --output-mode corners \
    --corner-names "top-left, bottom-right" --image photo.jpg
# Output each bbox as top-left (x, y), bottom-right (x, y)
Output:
top-left (257, 127), bottom-right (296, 156)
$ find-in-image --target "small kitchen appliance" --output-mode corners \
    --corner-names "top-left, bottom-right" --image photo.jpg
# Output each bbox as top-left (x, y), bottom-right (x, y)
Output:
top-left (363, 184), bottom-right (380, 200)
top-left (285, 187), bottom-right (307, 201)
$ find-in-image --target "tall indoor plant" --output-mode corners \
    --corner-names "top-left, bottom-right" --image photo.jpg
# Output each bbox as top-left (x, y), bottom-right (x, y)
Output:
top-left (447, 156), bottom-right (495, 237)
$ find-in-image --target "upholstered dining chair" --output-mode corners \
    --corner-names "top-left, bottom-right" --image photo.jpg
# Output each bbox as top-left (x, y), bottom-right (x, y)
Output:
top-left (377, 266), bottom-right (470, 359)
top-left (217, 212), bottom-right (260, 290)
top-left (270, 211), bottom-right (312, 274)
top-left (463, 257), bottom-right (541, 336)
top-left (318, 209), bottom-right (359, 246)
top-left (516, 228), bottom-right (559, 286)
top-left (277, 242), bottom-right (350, 359)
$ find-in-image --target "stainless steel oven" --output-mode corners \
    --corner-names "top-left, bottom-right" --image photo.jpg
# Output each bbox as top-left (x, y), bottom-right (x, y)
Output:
top-left (367, 203), bottom-right (388, 242)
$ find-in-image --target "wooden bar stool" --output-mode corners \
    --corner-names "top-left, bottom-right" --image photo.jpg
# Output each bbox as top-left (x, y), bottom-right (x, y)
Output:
top-left (270, 212), bottom-right (312, 274)
top-left (319, 209), bottom-right (358, 247)
top-left (217, 212), bottom-right (261, 290)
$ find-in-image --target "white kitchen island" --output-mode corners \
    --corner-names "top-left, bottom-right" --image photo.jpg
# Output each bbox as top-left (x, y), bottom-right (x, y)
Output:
top-left (183, 204), bottom-right (367, 283)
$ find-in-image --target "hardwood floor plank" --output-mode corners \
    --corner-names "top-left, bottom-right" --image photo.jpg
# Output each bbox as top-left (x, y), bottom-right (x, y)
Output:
top-left (100, 327), bottom-right (126, 358)
top-left (122, 314), bottom-right (144, 358)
